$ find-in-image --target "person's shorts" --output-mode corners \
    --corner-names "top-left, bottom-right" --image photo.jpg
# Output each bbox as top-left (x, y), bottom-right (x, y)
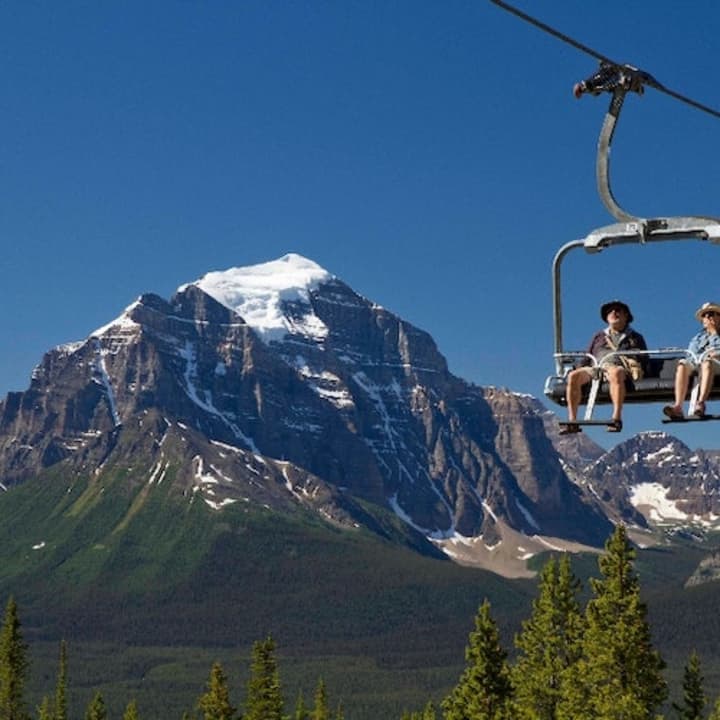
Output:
top-left (678, 357), bottom-right (720, 372)
top-left (572, 363), bottom-right (626, 380)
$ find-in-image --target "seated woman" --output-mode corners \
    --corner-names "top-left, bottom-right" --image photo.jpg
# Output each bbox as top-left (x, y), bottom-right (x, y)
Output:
top-left (663, 301), bottom-right (720, 420)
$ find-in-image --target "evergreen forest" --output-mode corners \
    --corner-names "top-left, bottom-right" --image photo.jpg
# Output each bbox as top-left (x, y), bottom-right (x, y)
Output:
top-left (3, 525), bottom-right (720, 720)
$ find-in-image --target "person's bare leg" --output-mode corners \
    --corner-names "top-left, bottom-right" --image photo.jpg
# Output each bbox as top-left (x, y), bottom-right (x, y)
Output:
top-left (605, 366), bottom-right (625, 422)
top-left (693, 359), bottom-right (716, 416)
top-left (566, 369), bottom-right (591, 422)
top-left (674, 361), bottom-right (692, 410)
top-left (698, 359), bottom-right (715, 404)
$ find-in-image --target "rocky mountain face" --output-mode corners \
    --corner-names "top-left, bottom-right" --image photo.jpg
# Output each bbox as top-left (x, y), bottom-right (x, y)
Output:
top-left (0, 254), bottom-right (612, 572)
top-left (577, 431), bottom-right (720, 531)
top-left (536, 421), bottom-right (720, 586)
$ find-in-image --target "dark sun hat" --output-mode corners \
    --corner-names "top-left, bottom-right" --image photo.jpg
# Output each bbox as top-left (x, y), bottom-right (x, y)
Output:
top-left (601, 300), bottom-right (633, 323)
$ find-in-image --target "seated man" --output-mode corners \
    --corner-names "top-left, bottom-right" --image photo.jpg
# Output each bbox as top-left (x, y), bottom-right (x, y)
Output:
top-left (663, 301), bottom-right (720, 420)
top-left (561, 300), bottom-right (647, 434)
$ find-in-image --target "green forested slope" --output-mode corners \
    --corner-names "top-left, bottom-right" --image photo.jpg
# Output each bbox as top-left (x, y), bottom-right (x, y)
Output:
top-left (2, 469), bottom-right (720, 719)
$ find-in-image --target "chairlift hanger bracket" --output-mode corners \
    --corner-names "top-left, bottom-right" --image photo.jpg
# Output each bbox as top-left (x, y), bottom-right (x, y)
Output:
top-left (490, 0), bottom-right (720, 237)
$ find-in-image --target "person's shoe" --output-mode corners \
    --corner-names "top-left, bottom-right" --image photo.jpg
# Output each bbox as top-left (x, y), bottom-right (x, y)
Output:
top-left (559, 423), bottom-right (582, 435)
top-left (663, 405), bottom-right (684, 420)
top-left (607, 418), bottom-right (623, 432)
top-left (694, 401), bottom-right (707, 418)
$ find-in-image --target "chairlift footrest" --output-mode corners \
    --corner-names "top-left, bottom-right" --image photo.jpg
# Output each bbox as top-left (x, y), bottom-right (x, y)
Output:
top-left (661, 414), bottom-right (720, 423)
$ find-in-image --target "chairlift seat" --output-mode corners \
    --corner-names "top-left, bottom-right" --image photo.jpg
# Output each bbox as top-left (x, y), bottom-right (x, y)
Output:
top-left (544, 357), bottom-right (720, 407)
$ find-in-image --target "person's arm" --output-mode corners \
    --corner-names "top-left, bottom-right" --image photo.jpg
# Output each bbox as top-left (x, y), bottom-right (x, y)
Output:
top-left (580, 331), bottom-right (602, 366)
top-left (688, 333), bottom-right (701, 358)
top-left (632, 331), bottom-right (649, 371)
top-left (704, 333), bottom-right (720, 358)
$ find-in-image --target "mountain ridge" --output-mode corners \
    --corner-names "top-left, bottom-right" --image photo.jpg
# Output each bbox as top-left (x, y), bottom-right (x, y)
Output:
top-left (4, 253), bottom-right (720, 586)
top-left (0, 253), bottom-right (614, 579)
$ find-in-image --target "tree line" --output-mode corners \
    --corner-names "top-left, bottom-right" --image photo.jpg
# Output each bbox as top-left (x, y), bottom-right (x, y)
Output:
top-left (0, 607), bottom-right (342, 720)
top-left (1, 524), bottom-right (718, 719)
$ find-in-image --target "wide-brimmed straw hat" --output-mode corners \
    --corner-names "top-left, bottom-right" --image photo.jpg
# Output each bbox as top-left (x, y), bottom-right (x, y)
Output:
top-left (695, 301), bottom-right (720, 321)
top-left (601, 300), bottom-right (633, 323)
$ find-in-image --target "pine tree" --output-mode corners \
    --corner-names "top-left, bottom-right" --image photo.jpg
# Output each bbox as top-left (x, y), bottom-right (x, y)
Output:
top-left (244, 637), bottom-right (283, 720)
top-left (54, 641), bottom-right (68, 720)
top-left (557, 525), bottom-right (667, 720)
top-left (311, 678), bottom-right (329, 720)
top-left (84, 692), bottom-right (107, 720)
top-left (123, 699), bottom-right (140, 720)
top-left (197, 661), bottom-right (236, 720)
top-left (512, 554), bottom-right (583, 720)
top-left (294, 691), bottom-right (309, 720)
top-left (0, 596), bottom-right (30, 720)
top-left (709, 695), bottom-right (720, 720)
top-left (404, 701), bottom-right (437, 720)
top-left (672, 651), bottom-right (706, 720)
top-left (442, 599), bottom-right (512, 720)
top-left (36, 697), bottom-right (52, 720)
top-left (333, 700), bottom-right (344, 720)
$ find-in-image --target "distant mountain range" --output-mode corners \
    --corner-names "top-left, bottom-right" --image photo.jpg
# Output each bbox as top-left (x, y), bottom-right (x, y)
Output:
top-left (1, 253), bottom-right (719, 585)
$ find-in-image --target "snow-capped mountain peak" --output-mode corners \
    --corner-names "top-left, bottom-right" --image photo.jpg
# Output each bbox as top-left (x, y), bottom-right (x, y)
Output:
top-left (184, 253), bottom-right (334, 343)
top-left (0, 252), bottom-right (615, 577)
top-left (90, 299), bottom-right (143, 338)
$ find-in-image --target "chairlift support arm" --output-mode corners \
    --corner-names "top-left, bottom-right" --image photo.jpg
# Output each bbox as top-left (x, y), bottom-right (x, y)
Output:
top-left (583, 68), bottom-right (716, 223)
top-left (490, 0), bottom-right (720, 222)
top-left (596, 87), bottom-right (632, 222)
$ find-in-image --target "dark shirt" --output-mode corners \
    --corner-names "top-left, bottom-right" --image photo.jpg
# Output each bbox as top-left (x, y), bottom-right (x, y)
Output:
top-left (583, 326), bottom-right (648, 370)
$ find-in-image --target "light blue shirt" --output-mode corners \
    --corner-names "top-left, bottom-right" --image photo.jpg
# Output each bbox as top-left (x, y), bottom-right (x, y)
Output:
top-left (688, 330), bottom-right (720, 358)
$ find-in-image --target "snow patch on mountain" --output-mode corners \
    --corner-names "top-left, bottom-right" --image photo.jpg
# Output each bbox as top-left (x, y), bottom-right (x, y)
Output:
top-left (389, 492), bottom-right (455, 540)
top-left (192, 455), bottom-right (240, 511)
top-left (55, 341), bottom-right (85, 355)
top-left (514, 496), bottom-right (540, 530)
top-left (92, 339), bottom-right (121, 427)
top-left (148, 458), bottom-right (169, 485)
top-left (291, 355), bottom-right (354, 409)
top-left (91, 300), bottom-right (142, 338)
top-left (178, 341), bottom-right (260, 453)
top-left (187, 253), bottom-right (333, 344)
top-left (644, 443), bottom-right (683, 466)
top-left (630, 482), bottom-right (688, 522)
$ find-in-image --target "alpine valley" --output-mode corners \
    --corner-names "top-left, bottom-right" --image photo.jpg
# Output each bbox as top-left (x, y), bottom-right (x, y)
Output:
top-left (1, 253), bottom-right (720, 718)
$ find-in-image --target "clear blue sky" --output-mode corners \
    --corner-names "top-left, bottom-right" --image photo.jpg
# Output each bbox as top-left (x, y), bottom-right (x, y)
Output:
top-left (2, 1), bottom-right (720, 450)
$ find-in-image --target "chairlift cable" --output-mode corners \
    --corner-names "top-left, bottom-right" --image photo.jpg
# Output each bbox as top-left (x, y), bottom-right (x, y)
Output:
top-left (489, 0), bottom-right (720, 120)
top-left (489, 0), bottom-right (615, 66)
